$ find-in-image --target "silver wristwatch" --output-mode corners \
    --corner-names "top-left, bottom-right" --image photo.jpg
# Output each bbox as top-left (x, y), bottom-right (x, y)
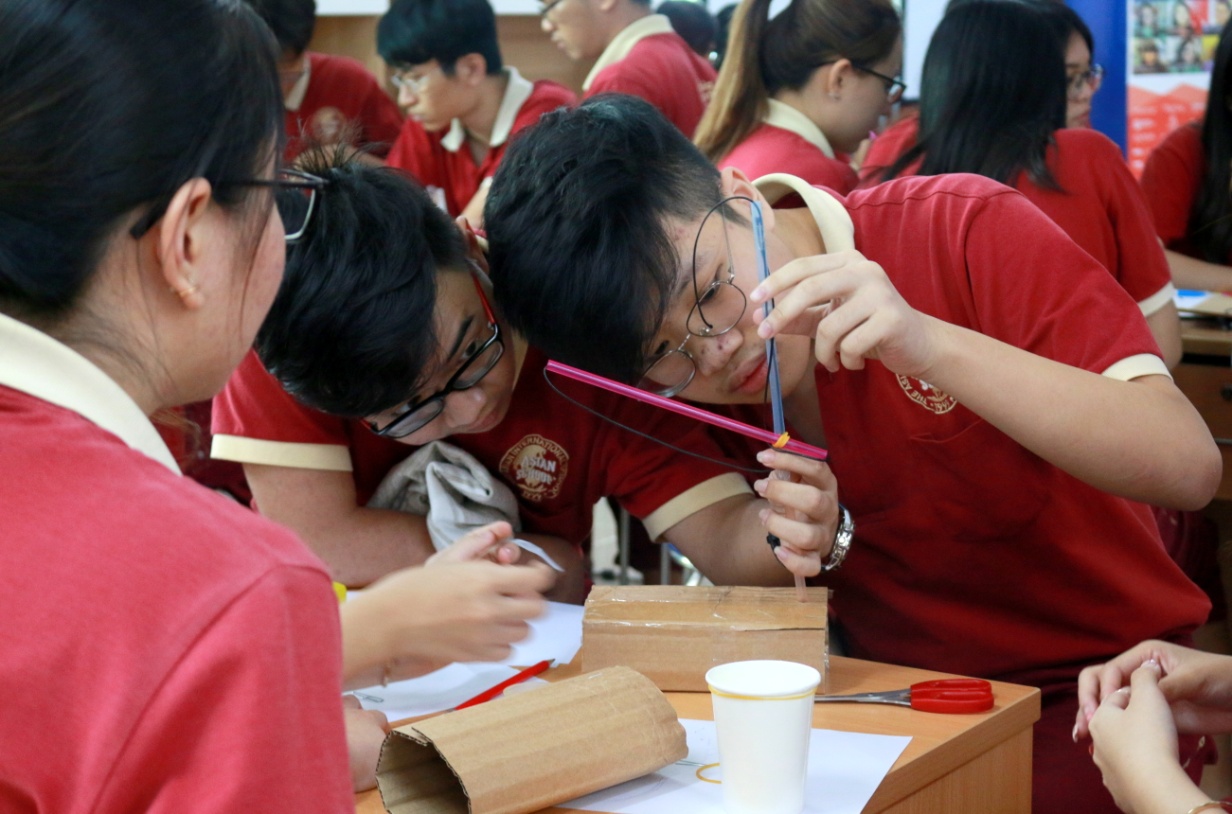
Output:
top-left (822, 504), bottom-right (854, 572)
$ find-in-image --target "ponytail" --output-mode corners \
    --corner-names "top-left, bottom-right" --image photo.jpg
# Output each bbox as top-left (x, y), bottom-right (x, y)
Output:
top-left (694, 0), bottom-right (775, 163)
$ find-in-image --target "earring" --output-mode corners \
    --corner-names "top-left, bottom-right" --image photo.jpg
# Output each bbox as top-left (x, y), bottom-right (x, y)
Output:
top-left (172, 283), bottom-right (200, 300)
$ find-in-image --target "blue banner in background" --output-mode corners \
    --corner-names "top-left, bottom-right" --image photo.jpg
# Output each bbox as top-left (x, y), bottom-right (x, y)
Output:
top-left (1069, 0), bottom-right (1130, 152)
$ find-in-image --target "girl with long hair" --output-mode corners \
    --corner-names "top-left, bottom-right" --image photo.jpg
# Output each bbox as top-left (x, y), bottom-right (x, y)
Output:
top-left (694, 0), bottom-right (901, 193)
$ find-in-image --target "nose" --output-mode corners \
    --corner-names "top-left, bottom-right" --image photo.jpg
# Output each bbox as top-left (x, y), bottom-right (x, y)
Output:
top-left (397, 85), bottom-right (418, 108)
top-left (443, 386), bottom-right (488, 429)
top-left (691, 330), bottom-right (745, 378)
top-left (541, 15), bottom-right (555, 33)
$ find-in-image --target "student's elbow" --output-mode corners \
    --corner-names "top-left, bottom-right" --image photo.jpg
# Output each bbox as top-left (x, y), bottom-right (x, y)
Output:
top-left (1179, 441), bottom-right (1223, 510)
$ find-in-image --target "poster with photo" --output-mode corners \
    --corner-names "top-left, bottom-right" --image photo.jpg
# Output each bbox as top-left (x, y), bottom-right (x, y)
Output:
top-left (1128, 0), bottom-right (1215, 174)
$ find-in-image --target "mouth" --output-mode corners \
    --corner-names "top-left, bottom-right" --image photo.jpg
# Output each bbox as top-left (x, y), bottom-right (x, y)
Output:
top-left (466, 408), bottom-right (502, 434)
top-left (731, 353), bottom-right (770, 395)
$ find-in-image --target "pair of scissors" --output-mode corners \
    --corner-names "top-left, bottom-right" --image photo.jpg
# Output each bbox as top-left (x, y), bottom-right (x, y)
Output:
top-left (813, 679), bottom-right (994, 713)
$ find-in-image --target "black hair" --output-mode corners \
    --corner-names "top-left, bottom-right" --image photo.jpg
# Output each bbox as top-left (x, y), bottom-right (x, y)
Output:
top-left (377, 0), bottom-right (503, 76)
top-left (881, 0), bottom-right (1065, 189)
top-left (245, 0), bottom-right (317, 55)
top-left (255, 150), bottom-right (470, 417)
top-left (1191, 15), bottom-right (1232, 262)
top-left (486, 95), bottom-right (722, 383)
top-left (658, 1), bottom-right (718, 56)
top-left (1042, 0), bottom-right (1094, 56)
top-left (0, 0), bottom-right (282, 324)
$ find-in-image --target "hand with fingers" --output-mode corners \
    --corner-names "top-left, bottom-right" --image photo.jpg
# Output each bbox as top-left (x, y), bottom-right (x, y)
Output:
top-left (749, 249), bottom-right (944, 378)
top-left (1086, 660), bottom-right (1212, 814)
top-left (751, 447), bottom-right (839, 578)
top-left (1075, 639), bottom-right (1232, 743)
top-left (342, 695), bottom-right (390, 792)
top-left (342, 522), bottom-right (556, 689)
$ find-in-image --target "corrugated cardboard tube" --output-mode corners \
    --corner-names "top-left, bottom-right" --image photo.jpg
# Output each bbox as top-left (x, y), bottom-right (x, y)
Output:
top-left (375, 666), bottom-right (686, 814)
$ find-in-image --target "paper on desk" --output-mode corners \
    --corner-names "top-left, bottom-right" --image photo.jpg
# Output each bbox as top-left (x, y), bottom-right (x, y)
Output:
top-left (348, 600), bottom-right (584, 720)
top-left (500, 599), bottom-right (584, 667)
top-left (563, 719), bottom-right (911, 814)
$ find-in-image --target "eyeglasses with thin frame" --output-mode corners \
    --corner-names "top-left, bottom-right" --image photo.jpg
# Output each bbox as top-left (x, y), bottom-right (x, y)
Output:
top-left (540, 0), bottom-right (566, 18)
top-left (128, 168), bottom-right (327, 244)
top-left (390, 64), bottom-right (442, 94)
top-left (1067, 64), bottom-right (1104, 99)
top-left (854, 64), bottom-right (907, 104)
top-left (639, 196), bottom-right (751, 398)
top-left (368, 270), bottom-right (505, 439)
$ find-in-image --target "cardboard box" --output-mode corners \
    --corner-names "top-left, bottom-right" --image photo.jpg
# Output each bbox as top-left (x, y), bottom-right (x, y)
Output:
top-left (582, 585), bottom-right (829, 692)
top-left (375, 666), bottom-right (686, 814)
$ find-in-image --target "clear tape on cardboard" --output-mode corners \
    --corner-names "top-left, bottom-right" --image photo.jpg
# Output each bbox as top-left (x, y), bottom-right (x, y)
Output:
top-left (375, 666), bottom-right (686, 814)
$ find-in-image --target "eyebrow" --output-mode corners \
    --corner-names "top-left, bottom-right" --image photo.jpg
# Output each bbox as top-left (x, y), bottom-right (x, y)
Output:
top-left (445, 315), bottom-right (476, 364)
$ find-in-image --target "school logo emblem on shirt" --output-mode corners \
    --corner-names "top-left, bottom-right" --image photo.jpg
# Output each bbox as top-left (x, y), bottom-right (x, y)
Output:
top-left (896, 374), bottom-right (957, 415)
top-left (499, 435), bottom-right (569, 503)
top-left (310, 106), bottom-right (347, 145)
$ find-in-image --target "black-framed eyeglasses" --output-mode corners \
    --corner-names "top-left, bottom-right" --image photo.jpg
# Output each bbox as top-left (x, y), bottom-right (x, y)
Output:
top-left (233, 168), bottom-right (327, 244)
top-left (368, 270), bottom-right (505, 439)
top-left (854, 65), bottom-right (907, 103)
top-left (639, 196), bottom-right (751, 398)
top-left (1067, 64), bottom-right (1104, 99)
top-left (540, 0), bottom-right (566, 18)
top-left (128, 168), bottom-right (327, 244)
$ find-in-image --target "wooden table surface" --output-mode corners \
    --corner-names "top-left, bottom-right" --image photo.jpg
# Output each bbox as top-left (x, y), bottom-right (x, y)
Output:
top-left (357, 655), bottom-right (1040, 814)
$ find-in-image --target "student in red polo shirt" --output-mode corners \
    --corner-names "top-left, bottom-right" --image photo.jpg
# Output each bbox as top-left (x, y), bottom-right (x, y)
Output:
top-left (1140, 16), bottom-right (1232, 291)
top-left (694, 0), bottom-right (901, 195)
top-left (862, 0), bottom-right (1181, 368)
top-left (213, 154), bottom-right (840, 595)
top-left (381, 0), bottom-right (575, 224)
top-left (540, 0), bottom-right (715, 136)
top-left (249, 0), bottom-right (404, 162)
top-left (483, 94), bottom-right (1221, 814)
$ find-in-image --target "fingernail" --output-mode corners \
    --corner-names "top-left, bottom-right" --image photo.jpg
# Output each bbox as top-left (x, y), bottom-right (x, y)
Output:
top-left (758, 508), bottom-right (770, 524)
top-left (1084, 703), bottom-right (1095, 723)
top-left (1144, 658), bottom-right (1160, 670)
top-left (1087, 743), bottom-right (1094, 757)
top-left (758, 322), bottom-right (773, 339)
top-left (1071, 723), bottom-right (1079, 743)
top-left (753, 478), bottom-right (768, 494)
top-left (750, 286), bottom-right (766, 303)
top-left (757, 450), bottom-right (775, 464)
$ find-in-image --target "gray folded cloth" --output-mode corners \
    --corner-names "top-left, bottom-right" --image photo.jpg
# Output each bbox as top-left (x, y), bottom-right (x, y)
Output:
top-left (367, 441), bottom-right (522, 550)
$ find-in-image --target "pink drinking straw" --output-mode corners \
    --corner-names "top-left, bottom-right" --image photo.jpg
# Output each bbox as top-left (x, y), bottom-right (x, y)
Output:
top-left (545, 360), bottom-right (828, 461)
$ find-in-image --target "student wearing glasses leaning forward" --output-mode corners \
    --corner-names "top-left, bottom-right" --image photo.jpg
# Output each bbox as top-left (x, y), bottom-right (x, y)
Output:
top-left (482, 94), bottom-right (1222, 814)
top-left (211, 149), bottom-right (842, 601)
top-left (694, 0), bottom-right (903, 196)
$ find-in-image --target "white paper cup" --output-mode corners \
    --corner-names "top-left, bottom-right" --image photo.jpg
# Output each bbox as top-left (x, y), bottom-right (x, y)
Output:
top-left (705, 660), bottom-right (821, 814)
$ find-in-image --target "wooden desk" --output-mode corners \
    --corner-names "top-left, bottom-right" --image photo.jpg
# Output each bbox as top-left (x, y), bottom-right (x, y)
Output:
top-left (1179, 320), bottom-right (1232, 500)
top-left (356, 656), bottom-right (1040, 814)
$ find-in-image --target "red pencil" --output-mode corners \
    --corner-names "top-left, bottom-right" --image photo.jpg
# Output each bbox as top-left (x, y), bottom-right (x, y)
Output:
top-left (453, 659), bottom-right (555, 710)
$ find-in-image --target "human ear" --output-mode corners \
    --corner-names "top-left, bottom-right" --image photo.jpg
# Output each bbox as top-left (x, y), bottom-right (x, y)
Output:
top-left (718, 166), bottom-right (777, 232)
top-left (820, 58), bottom-right (855, 100)
top-left (455, 53), bottom-right (487, 85)
top-left (152, 178), bottom-right (214, 311)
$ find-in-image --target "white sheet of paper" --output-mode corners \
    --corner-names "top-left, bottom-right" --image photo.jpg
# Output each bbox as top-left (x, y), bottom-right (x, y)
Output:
top-left (347, 600), bottom-right (583, 720)
top-left (349, 662), bottom-right (534, 721)
top-left (564, 719), bottom-right (911, 814)
top-left (500, 600), bottom-right (584, 667)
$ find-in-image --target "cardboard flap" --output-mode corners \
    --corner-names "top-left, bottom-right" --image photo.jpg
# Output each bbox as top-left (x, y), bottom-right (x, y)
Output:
top-left (377, 666), bottom-right (686, 814)
top-left (585, 585), bottom-right (829, 630)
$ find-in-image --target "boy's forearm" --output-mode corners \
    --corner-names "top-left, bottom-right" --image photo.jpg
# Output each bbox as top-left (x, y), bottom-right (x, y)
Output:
top-left (1166, 248), bottom-right (1232, 292)
top-left (919, 318), bottom-right (1220, 509)
top-left (664, 496), bottom-right (795, 587)
top-left (245, 463), bottom-right (436, 586)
